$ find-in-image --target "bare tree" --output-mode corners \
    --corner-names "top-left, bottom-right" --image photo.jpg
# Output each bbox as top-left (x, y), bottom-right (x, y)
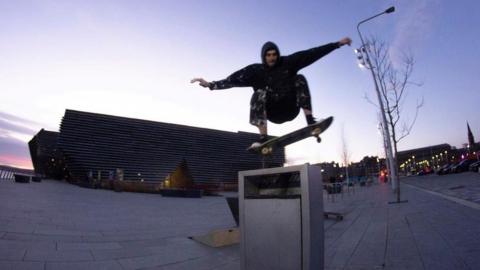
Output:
top-left (363, 37), bottom-right (423, 202)
top-left (340, 124), bottom-right (351, 185)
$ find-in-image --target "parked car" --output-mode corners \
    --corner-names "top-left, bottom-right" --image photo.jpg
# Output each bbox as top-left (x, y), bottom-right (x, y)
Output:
top-left (437, 164), bottom-right (454, 175)
top-left (450, 159), bottom-right (477, 173)
top-left (469, 160), bottom-right (480, 172)
top-left (417, 166), bottom-right (434, 176)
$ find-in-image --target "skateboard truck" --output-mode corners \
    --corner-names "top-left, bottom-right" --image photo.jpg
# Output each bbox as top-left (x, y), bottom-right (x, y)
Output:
top-left (311, 128), bottom-right (322, 143)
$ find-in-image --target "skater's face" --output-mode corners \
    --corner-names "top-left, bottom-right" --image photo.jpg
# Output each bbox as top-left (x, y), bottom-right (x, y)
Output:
top-left (265, 49), bottom-right (278, 67)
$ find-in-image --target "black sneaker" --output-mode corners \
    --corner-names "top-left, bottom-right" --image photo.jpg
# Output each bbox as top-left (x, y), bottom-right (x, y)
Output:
top-left (248, 134), bottom-right (269, 150)
top-left (306, 114), bottom-right (318, 125)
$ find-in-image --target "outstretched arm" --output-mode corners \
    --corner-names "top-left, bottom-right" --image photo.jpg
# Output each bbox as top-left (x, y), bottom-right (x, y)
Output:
top-left (191, 64), bottom-right (256, 90)
top-left (287, 37), bottom-right (352, 71)
top-left (190, 78), bottom-right (211, 88)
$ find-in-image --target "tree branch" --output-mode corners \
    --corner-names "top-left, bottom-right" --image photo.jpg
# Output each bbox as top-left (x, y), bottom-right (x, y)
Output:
top-left (365, 36), bottom-right (422, 150)
top-left (364, 93), bottom-right (379, 109)
top-left (397, 97), bottom-right (424, 143)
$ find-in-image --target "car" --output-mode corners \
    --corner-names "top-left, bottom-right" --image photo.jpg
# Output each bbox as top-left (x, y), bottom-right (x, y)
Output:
top-left (417, 170), bottom-right (427, 176)
top-left (469, 160), bottom-right (480, 172)
top-left (450, 159), bottom-right (477, 173)
top-left (437, 164), bottom-right (454, 175)
top-left (417, 167), bottom-right (434, 176)
top-left (446, 162), bottom-right (462, 174)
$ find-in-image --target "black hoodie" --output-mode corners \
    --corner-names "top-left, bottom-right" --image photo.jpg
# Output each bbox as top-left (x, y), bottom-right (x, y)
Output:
top-left (209, 41), bottom-right (340, 93)
top-left (261, 41), bottom-right (280, 66)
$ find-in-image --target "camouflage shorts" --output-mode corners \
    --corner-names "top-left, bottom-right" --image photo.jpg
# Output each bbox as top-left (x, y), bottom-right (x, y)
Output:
top-left (249, 74), bottom-right (312, 126)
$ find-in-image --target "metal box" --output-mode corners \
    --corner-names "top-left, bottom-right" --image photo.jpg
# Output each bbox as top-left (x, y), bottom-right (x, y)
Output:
top-left (238, 164), bottom-right (324, 270)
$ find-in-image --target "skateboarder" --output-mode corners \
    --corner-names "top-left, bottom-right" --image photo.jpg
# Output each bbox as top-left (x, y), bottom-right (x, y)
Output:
top-left (191, 37), bottom-right (352, 148)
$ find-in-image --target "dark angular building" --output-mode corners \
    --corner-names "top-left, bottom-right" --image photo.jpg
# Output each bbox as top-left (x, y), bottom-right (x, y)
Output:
top-left (57, 109), bottom-right (284, 188)
top-left (28, 129), bottom-right (65, 179)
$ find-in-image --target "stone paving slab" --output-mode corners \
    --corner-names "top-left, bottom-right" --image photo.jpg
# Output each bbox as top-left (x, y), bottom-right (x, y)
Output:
top-left (403, 172), bottom-right (480, 203)
top-left (34, 228), bottom-right (103, 237)
top-left (45, 260), bottom-right (123, 270)
top-left (56, 241), bottom-right (123, 251)
top-left (24, 248), bottom-right (94, 262)
top-left (158, 253), bottom-right (239, 270)
top-left (0, 239), bottom-right (56, 250)
top-left (3, 232), bottom-right (84, 242)
top-left (0, 261), bottom-right (45, 270)
top-left (1, 175), bottom-right (480, 269)
top-left (321, 174), bottom-right (480, 270)
top-left (117, 252), bottom-right (199, 270)
top-left (0, 246), bottom-right (27, 260)
top-left (91, 246), bottom-right (155, 261)
top-left (0, 223), bottom-right (35, 234)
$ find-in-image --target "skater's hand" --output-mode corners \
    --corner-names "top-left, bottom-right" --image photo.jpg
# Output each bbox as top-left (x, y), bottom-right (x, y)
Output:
top-left (190, 78), bottom-right (210, 88)
top-left (338, 37), bottom-right (352, 47)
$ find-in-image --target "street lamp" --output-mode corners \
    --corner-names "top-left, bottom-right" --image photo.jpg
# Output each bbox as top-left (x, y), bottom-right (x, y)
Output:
top-left (357, 6), bottom-right (397, 189)
top-left (357, 6), bottom-right (397, 192)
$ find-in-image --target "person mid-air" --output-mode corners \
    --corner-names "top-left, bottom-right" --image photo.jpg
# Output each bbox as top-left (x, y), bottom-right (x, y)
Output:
top-left (191, 37), bottom-right (352, 149)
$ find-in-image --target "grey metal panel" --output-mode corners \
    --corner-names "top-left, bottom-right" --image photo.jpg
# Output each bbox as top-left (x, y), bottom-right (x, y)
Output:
top-left (244, 199), bottom-right (302, 270)
top-left (304, 165), bottom-right (324, 269)
top-left (239, 164), bottom-right (324, 270)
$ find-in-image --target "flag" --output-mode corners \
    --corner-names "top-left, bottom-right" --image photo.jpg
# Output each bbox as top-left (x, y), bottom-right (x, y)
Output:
top-left (467, 122), bottom-right (475, 147)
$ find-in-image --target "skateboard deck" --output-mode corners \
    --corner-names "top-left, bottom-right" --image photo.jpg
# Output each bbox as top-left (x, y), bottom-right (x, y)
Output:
top-left (249, 116), bottom-right (334, 155)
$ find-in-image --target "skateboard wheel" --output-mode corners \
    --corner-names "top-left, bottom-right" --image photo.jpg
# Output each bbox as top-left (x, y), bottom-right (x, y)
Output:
top-left (316, 137), bottom-right (321, 143)
top-left (261, 147), bottom-right (272, 155)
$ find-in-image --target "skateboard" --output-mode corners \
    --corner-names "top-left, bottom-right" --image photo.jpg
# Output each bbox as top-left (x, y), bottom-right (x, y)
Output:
top-left (248, 116), bottom-right (334, 155)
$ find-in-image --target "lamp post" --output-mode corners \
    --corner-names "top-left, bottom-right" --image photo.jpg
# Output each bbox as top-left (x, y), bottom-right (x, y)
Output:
top-left (356, 7), bottom-right (399, 196)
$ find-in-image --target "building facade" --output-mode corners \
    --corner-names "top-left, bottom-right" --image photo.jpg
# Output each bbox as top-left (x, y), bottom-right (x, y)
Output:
top-left (54, 109), bottom-right (284, 189)
top-left (28, 129), bottom-right (66, 179)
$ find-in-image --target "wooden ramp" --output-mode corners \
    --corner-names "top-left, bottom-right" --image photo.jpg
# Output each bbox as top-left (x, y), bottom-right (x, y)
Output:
top-left (189, 228), bottom-right (239, 248)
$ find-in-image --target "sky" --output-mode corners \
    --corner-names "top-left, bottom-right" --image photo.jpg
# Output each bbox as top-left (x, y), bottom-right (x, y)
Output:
top-left (1, 0), bottom-right (479, 169)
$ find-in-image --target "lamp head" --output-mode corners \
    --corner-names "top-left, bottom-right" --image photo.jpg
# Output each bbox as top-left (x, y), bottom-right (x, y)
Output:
top-left (385, 6), bottom-right (395, 14)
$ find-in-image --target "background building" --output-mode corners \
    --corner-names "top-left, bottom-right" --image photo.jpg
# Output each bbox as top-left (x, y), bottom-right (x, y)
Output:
top-left (28, 129), bottom-right (66, 179)
top-left (397, 144), bottom-right (452, 173)
top-left (47, 109), bottom-right (285, 190)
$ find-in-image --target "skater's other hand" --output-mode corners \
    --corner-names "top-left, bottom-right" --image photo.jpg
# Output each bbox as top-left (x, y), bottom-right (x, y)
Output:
top-left (190, 78), bottom-right (210, 88)
top-left (338, 37), bottom-right (352, 46)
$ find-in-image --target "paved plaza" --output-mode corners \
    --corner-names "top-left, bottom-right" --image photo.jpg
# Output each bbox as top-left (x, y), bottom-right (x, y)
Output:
top-left (1, 172), bottom-right (479, 270)
top-left (403, 171), bottom-right (480, 205)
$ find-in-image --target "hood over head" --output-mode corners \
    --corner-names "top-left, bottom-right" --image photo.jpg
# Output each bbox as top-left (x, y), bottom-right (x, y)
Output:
top-left (261, 41), bottom-right (280, 65)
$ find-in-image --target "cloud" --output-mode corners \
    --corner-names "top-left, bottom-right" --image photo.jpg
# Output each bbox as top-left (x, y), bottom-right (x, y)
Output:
top-left (0, 110), bottom-right (45, 140)
top-left (0, 118), bottom-right (38, 135)
top-left (0, 154), bottom-right (32, 169)
top-left (0, 135), bottom-right (32, 169)
top-left (390, 0), bottom-right (441, 66)
top-left (0, 135), bottom-right (28, 153)
top-left (0, 111), bottom-right (41, 168)
top-left (0, 111), bottom-right (43, 127)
